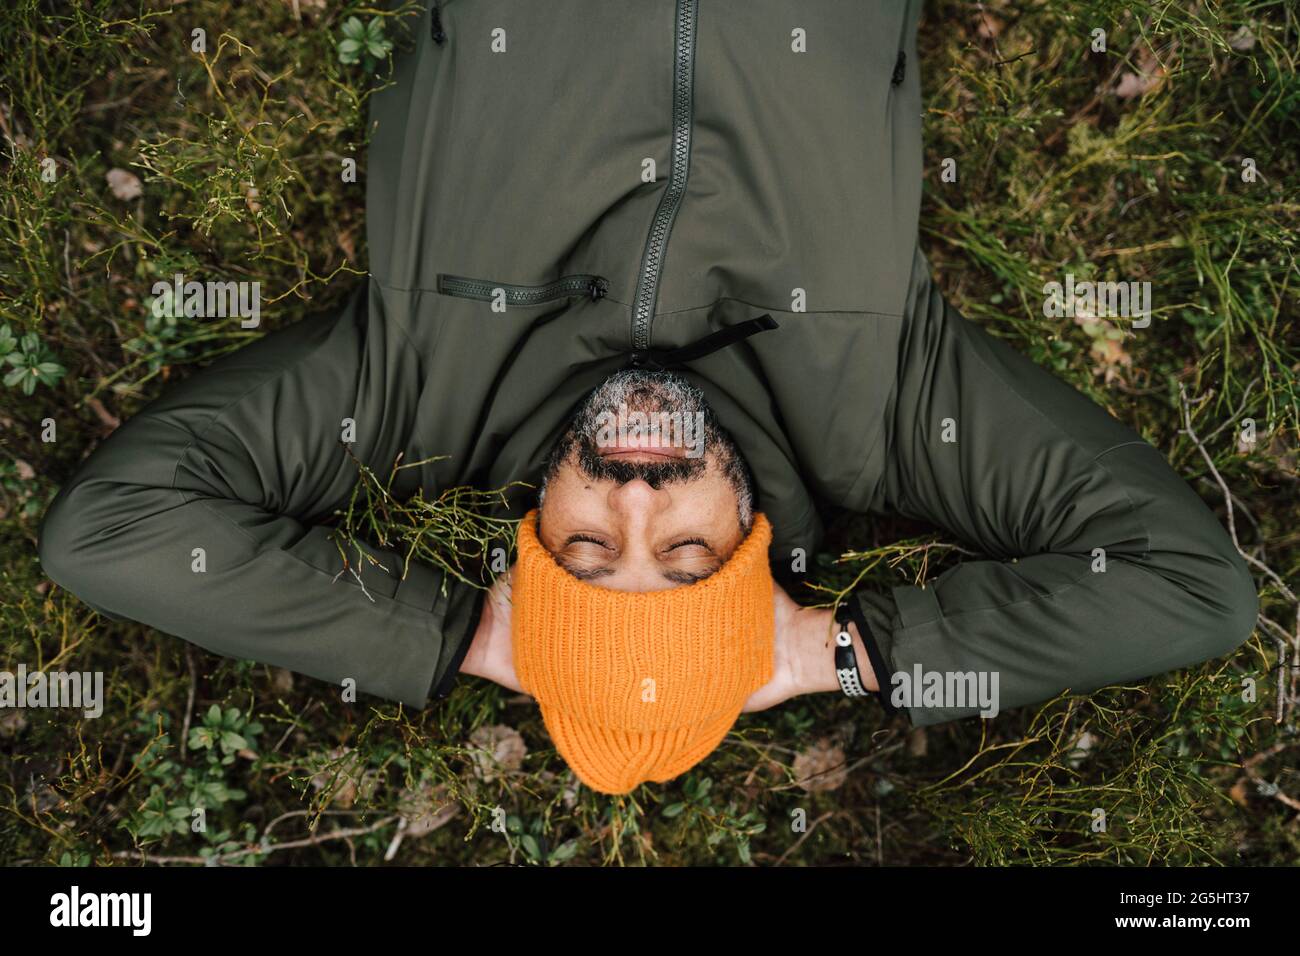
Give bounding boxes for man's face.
[537,369,754,591]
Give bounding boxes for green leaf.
[338,38,362,63]
[36,362,65,385]
[549,840,578,863]
[737,839,752,865]
[340,16,366,40]
[661,802,686,818]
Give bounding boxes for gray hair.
[539,368,754,534]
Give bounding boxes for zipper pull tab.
[588,278,609,301]
[890,49,906,86]
[430,2,446,44]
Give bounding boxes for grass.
[0,0,1297,866]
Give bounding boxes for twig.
[111,814,400,866]
[1179,385,1298,723]
[384,817,409,861]
[1239,742,1300,814]
[773,810,835,866]
[179,646,197,759]
[994,48,1037,67]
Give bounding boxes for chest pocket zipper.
[436,273,609,306]
[430,2,446,44]
[890,3,910,86]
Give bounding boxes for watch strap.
[833,602,871,698]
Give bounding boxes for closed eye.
[663,567,714,585]
[565,534,614,550]
[666,538,714,554]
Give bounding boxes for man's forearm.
[795,606,879,695]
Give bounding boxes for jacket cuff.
[428,582,487,702]
[847,591,904,719]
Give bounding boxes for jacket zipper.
[630,0,699,351]
[436,273,609,306]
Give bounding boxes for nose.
[607,477,669,517]
[605,479,675,591]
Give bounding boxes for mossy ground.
[1,1,1296,865]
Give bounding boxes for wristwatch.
[834,598,901,716]
[833,602,871,697]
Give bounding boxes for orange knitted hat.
[511,509,775,795]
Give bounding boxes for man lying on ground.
[38,1,1257,794]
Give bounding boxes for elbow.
[1189,548,1258,662]
[37,483,103,604]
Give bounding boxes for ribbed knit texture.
[512,509,775,795]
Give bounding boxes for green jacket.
[38,0,1257,726]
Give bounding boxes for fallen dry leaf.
[85,396,121,434]
[1228,25,1256,52]
[397,778,459,838]
[1074,313,1132,382]
[468,723,527,782]
[1115,45,1168,99]
[973,11,1003,40]
[1090,335,1132,382]
[1245,430,1299,480]
[308,746,379,809]
[105,168,142,201]
[792,737,849,793]
[270,666,295,694]
[336,227,357,262]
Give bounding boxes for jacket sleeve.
[851,252,1259,726]
[37,284,482,708]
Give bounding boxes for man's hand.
[458,569,524,693]
[741,584,877,713]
